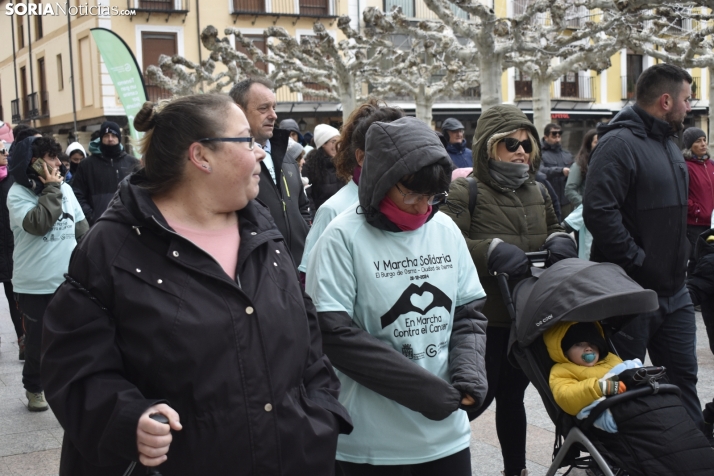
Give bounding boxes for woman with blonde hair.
[41,94,351,475]
[442,104,576,476]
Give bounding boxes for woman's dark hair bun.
[134,101,157,132]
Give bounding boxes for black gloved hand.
[541,232,578,267]
[487,239,530,280]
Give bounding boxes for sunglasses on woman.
[502,138,533,154]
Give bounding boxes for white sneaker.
[26,391,49,412]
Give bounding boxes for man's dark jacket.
[583,105,689,296]
[71,151,139,225]
[41,171,351,475]
[540,140,574,207]
[258,129,311,266]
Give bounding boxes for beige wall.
[0,0,347,129]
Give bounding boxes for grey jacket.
[318,117,489,420]
[564,161,584,208]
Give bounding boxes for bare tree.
[625,3,714,143]
[359,7,480,124]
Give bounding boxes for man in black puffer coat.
[583,64,704,433]
[71,121,139,225]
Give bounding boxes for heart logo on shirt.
[409,292,433,313]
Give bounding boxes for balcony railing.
[515,75,594,101]
[515,80,533,100]
[26,92,39,119]
[554,75,594,100]
[132,0,189,12]
[621,76,636,100]
[691,76,700,100]
[39,91,49,117]
[11,99,21,123]
[146,85,172,103]
[232,0,335,17]
[384,0,466,20]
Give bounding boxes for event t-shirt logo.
[380,282,452,329]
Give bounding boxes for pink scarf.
[352,166,362,185]
[0,166,8,181]
[379,196,432,231]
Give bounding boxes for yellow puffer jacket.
[543,321,623,416]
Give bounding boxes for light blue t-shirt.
[8,182,85,294]
[298,180,358,273]
[306,210,486,465]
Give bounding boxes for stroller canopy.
[513,259,659,347]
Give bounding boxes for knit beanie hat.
[561,322,609,359]
[683,127,706,150]
[100,121,121,141]
[279,119,300,134]
[285,138,305,163]
[314,124,340,150]
[441,118,464,131]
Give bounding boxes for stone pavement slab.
[0,293,712,475]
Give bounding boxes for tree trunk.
[480,54,503,111]
[532,75,552,139]
[340,75,357,123]
[415,86,434,126]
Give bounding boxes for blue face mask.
[582,353,597,363]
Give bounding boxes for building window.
[234,34,268,73]
[38,57,48,116]
[17,15,25,49]
[20,66,28,118]
[514,69,532,99]
[141,31,177,102]
[384,0,413,18]
[232,0,265,13]
[57,54,64,91]
[35,15,43,40]
[79,36,93,107]
[300,0,329,16]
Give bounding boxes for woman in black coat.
[0,144,23,358]
[304,124,345,211]
[41,94,351,475]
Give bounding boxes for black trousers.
[687,224,710,275]
[4,281,23,339]
[466,326,530,475]
[339,448,471,476]
[16,293,53,393]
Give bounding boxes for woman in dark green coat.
[442,105,576,476]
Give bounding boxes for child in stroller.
[545,322,628,420]
[505,258,714,476]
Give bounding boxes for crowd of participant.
[0,63,712,476]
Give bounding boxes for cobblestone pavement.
[0,296,712,475]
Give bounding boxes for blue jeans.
[610,285,703,430]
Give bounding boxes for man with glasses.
[230,78,311,267]
[584,64,707,438]
[540,123,574,218]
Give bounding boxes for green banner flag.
[90,28,147,141]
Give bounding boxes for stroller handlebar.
[525,250,550,263]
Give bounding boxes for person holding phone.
[6,135,88,412]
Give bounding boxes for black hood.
[358,117,452,231]
[8,136,41,192]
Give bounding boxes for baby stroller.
[501,256,714,476]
